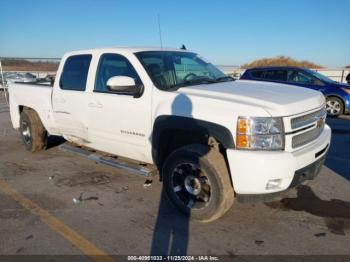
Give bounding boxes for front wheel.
[326,97,344,117]
[162,144,234,222]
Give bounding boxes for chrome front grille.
[291,107,326,129]
[292,126,324,148]
[286,106,327,150]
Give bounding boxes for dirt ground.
[0,93,349,260]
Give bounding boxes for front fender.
[152,115,235,165]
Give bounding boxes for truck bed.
[8,81,55,132]
[12,81,53,87]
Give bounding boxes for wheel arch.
[152,115,235,168]
[18,106,47,130]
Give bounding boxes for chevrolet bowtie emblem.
[316,117,325,129]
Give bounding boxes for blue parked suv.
[240,67,350,117]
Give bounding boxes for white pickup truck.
[8,47,331,222]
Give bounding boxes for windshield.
[135,51,232,90]
[306,69,334,83]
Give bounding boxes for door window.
[264,70,287,81]
[95,53,141,92]
[287,70,313,84]
[250,70,264,79]
[59,55,92,91]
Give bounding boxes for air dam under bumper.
[226,124,331,196]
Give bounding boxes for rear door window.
[59,55,92,91]
[264,70,287,81]
[250,70,264,79]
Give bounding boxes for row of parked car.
[240,66,350,117]
[0,72,55,88]
[0,72,37,84]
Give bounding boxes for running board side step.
[59,143,154,177]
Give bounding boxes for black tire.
[162,144,234,222]
[326,97,344,117]
[19,109,47,152]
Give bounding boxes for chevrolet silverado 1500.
[8,47,331,221]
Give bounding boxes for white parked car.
[5,72,37,83]
[8,47,331,221]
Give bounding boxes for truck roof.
[64,46,190,56]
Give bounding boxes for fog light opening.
[266,179,282,190]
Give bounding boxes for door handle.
[88,102,103,108]
[54,97,66,103]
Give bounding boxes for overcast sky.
[0,0,349,67]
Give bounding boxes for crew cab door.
[86,53,152,162]
[52,54,92,142]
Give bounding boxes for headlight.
[236,117,284,150]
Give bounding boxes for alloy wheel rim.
[171,162,211,210]
[326,100,341,115]
[21,120,31,145]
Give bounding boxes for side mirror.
[309,78,324,86]
[305,78,315,85]
[314,79,324,86]
[106,76,143,97]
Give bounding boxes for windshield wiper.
[183,77,217,85]
[168,76,216,91]
[215,76,235,82]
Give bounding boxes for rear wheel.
[326,97,344,117]
[20,109,47,152]
[162,144,234,222]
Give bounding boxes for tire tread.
[20,109,47,152]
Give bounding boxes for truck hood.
[178,80,325,117]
